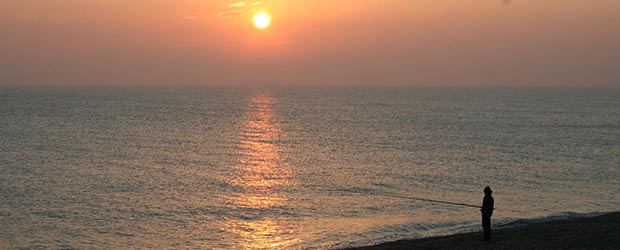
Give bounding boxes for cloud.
[220,1,261,17]
[218,10,244,17]
[228,2,247,8]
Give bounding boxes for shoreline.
[339,212,620,250]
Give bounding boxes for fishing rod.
[365,192,481,208]
[326,189,481,209]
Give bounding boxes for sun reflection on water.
[224,92,298,249]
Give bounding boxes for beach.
[343,212,620,250]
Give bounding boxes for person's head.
[484,186,492,196]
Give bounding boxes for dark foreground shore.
[342,212,620,250]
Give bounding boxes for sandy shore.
[341,212,620,250]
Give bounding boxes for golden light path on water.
[223,92,298,249]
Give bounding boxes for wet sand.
[342,212,620,250]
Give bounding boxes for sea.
[1,87,619,249]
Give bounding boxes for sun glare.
[253,13,271,29]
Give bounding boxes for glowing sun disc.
[253,13,271,29]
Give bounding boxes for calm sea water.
[1,87,619,249]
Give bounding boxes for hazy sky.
[1,0,619,86]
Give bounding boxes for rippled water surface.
[1,87,619,249]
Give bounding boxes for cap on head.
[484,186,492,195]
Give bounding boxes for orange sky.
[1,0,619,86]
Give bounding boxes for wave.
[496,211,609,229]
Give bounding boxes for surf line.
[327,189,481,208]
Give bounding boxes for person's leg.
[482,216,491,240]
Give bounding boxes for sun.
[253,13,271,29]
